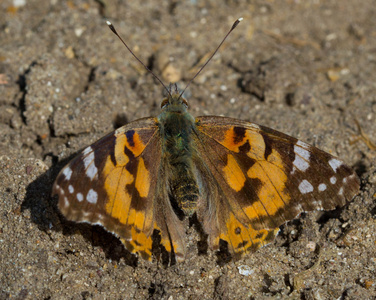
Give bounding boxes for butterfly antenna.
[178,17,243,100]
[106,20,172,98]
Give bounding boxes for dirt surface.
[1,0,376,299]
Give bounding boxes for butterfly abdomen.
[159,110,200,216]
[170,163,199,216]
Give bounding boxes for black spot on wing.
[239,140,251,153]
[125,178,148,212]
[236,240,249,250]
[124,158,148,212]
[233,127,246,144]
[126,130,136,147]
[260,133,273,160]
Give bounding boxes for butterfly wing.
[53,117,186,261]
[193,116,359,257]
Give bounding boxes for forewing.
[53,117,185,261]
[194,116,359,257]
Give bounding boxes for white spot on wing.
[77,193,84,202]
[56,185,65,195]
[318,183,327,192]
[68,185,74,194]
[87,189,98,204]
[329,158,342,173]
[83,146,92,156]
[293,144,310,172]
[338,187,344,196]
[299,180,313,194]
[330,176,337,184]
[312,200,323,209]
[86,162,98,180]
[62,167,72,180]
[291,166,296,175]
[83,146,98,180]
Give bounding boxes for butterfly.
[52,19,360,263]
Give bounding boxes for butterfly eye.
[161,98,169,108]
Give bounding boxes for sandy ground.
[1,0,376,299]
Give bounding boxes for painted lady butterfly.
[53,19,359,263]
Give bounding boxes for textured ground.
[1,0,376,299]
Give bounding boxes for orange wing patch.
[203,125,292,224]
[116,128,149,157]
[246,148,290,219]
[219,214,279,255]
[103,129,150,224]
[135,157,150,198]
[219,138,288,255]
[223,154,246,192]
[219,126,266,160]
[104,159,133,224]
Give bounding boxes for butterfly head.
[160,92,189,113]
